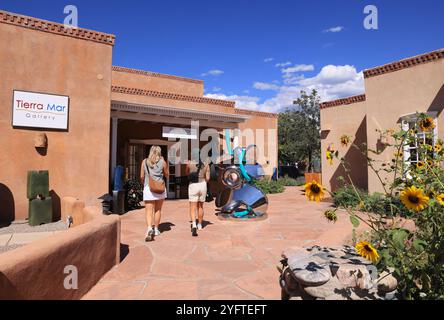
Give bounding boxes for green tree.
[278,90,321,172]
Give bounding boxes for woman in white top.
[140,145,169,241]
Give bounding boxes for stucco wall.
[365,59,444,193]
[0,23,113,221]
[320,101,368,192]
[112,68,204,96]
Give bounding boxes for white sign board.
[162,126,197,139]
[12,90,69,130]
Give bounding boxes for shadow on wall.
[49,190,61,222]
[0,183,15,225]
[330,116,368,192]
[428,84,444,115]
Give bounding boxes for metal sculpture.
[209,129,268,219]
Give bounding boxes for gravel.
[0,220,68,235]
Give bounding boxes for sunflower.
[394,150,403,158]
[427,159,434,168]
[355,241,379,263]
[400,186,429,212]
[419,117,435,132]
[304,180,325,202]
[434,144,442,153]
[416,161,426,170]
[436,194,444,206]
[340,135,351,147]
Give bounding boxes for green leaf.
[392,229,409,250]
[412,239,427,252]
[349,215,360,228]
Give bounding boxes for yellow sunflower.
[355,241,379,263]
[416,161,426,170]
[304,180,325,202]
[434,144,442,153]
[394,150,403,158]
[427,159,434,168]
[436,194,444,206]
[400,186,429,212]
[340,135,351,147]
[419,117,435,132]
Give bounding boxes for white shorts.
[143,185,167,201]
[188,181,207,203]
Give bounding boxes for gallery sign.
[12,90,69,130]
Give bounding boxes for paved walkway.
[83,186,356,300]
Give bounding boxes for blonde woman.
[140,145,169,241]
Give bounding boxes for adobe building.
[320,48,444,193]
[0,10,278,222]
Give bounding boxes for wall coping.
[234,108,279,119]
[0,10,115,46]
[319,94,366,110]
[363,48,444,79]
[112,66,203,84]
[111,85,236,108]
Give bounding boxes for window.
[401,113,438,179]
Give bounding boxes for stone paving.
[83,186,358,300]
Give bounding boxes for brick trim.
[112,66,203,84]
[363,48,444,78]
[111,86,235,108]
[234,108,278,119]
[0,10,115,46]
[319,94,366,109]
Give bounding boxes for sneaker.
[191,227,198,237]
[145,228,154,242]
[197,223,203,230]
[154,229,161,236]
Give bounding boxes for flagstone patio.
[83,186,357,300]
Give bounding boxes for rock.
[335,264,373,290]
[292,262,331,287]
[376,270,398,293]
[303,276,343,299]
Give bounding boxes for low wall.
[0,215,120,300]
[61,196,104,227]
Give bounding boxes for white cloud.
[253,82,280,91]
[264,58,274,62]
[212,87,222,92]
[275,61,292,67]
[281,64,315,75]
[206,64,364,113]
[201,69,224,77]
[323,26,344,33]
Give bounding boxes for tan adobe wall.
[237,112,279,176]
[112,66,204,97]
[0,21,113,221]
[365,56,444,193]
[0,215,120,299]
[320,99,368,192]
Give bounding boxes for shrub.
[278,175,304,186]
[254,179,285,194]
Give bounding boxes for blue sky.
[2,0,443,113]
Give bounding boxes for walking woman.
[185,149,210,237]
[140,145,169,241]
